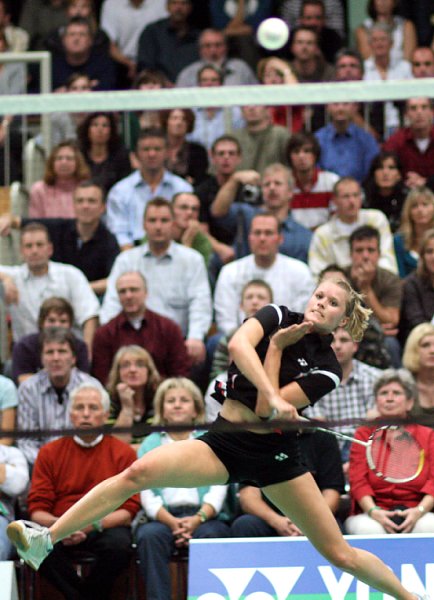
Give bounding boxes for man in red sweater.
[27,382,140,600]
[383,97,434,188]
[91,270,190,385]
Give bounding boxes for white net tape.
[0,78,433,116]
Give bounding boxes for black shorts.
[198,415,308,488]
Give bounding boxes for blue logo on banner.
[188,535,434,599]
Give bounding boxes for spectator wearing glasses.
[176,28,257,88]
[51,16,117,91]
[171,193,212,266]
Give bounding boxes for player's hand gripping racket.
[298,418,425,484]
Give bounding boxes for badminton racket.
[298,418,425,484]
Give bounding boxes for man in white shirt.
[101,198,212,368]
[214,213,315,335]
[363,23,412,136]
[0,223,100,354]
[100,0,168,80]
[308,177,398,279]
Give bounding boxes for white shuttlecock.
[256,18,290,51]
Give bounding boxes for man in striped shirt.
[17,327,101,465]
[287,131,339,230]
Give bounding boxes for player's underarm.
[280,381,310,409]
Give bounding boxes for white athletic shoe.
[413,594,431,600]
[7,520,53,570]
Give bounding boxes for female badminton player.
[7,277,427,600]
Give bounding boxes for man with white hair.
[362,23,412,137]
[25,382,140,599]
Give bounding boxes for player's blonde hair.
[321,276,372,342]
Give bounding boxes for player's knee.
[120,458,153,492]
[324,544,358,573]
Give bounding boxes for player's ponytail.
[334,278,372,342]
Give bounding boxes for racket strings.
[368,428,424,481]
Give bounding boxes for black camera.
[241,184,262,206]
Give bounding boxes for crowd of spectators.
[0,0,433,597]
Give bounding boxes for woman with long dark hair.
[363,151,407,233]
[77,112,131,193]
[160,108,209,185]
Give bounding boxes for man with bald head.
[92,271,190,385]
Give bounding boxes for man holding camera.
[210,162,312,263]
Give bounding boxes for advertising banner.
[188,535,434,600]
